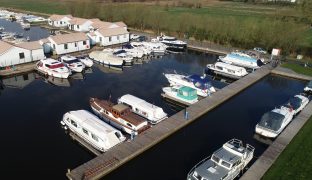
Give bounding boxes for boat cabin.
[176,86,197,101]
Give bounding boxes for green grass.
[281,63,312,77]
[263,116,312,179]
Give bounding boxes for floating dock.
[66,64,274,180]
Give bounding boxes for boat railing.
[187,155,211,177]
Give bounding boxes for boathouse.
[91,27,129,47]
[0,40,44,67]
[67,18,99,32]
[48,14,73,28]
[48,32,90,55]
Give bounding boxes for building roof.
[91,21,114,29]
[49,32,88,45]
[49,14,72,21]
[69,17,90,25]
[15,41,42,50]
[0,40,14,55]
[114,21,127,27]
[98,27,129,37]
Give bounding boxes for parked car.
[253,47,267,54]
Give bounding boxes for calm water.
[103,75,306,180]
[0,51,219,179]
[0,19,50,40]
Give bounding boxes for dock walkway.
[241,101,312,180]
[66,64,273,180]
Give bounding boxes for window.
[71,120,77,128]
[82,128,89,135]
[99,37,102,42]
[77,25,80,29]
[53,44,56,49]
[117,36,119,40]
[115,132,121,139]
[126,123,132,128]
[221,161,231,169]
[60,21,62,25]
[91,133,98,142]
[212,155,220,163]
[19,52,25,59]
[64,44,68,49]
[83,41,86,45]
[109,37,112,42]
[74,42,77,47]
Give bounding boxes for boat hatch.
[207,167,216,173]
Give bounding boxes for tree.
[301,0,312,23]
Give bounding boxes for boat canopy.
[178,86,197,100]
[285,97,302,111]
[258,111,285,131]
[186,74,212,89]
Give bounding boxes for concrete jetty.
[66,64,273,180]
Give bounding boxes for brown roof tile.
[98,27,129,37]
[49,32,88,45]
[15,41,42,50]
[49,14,72,21]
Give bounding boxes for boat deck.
[66,64,273,180]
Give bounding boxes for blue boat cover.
[186,74,212,89]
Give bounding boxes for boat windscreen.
[64,59,80,64]
[48,63,64,69]
[257,59,264,67]
[258,111,285,131]
[288,97,302,110]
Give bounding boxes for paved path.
[66,64,273,180]
[241,101,312,180]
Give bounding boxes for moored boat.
[219,52,264,69]
[35,58,71,79]
[157,35,187,52]
[187,139,255,180]
[255,106,294,138]
[206,62,248,80]
[304,80,312,93]
[61,110,126,152]
[60,55,85,73]
[162,86,198,105]
[89,51,124,69]
[164,73,216,97]
[77,55,93,68]
[90,98,150,135]
[118,94,168,124]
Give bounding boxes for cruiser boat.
[77,55,93,68]
[118,94,168,124]
[206,62,248,80]
[121,44,144,58]
[219,52,264,69]
[59,55,85,73]
[35,58,71,79]
[143,39,167,55]
[157,35,187,52]
[187,139,255,180]
[255,106,294,138]
[164,73,216,97]
[20,22,30,30]
[304,80,312,93]
[130,42,152,55]
[162,86,198,105]
[284,94,309,115]
[61,110,126,152]
[113,49,133,65]
[90,98,150,135]
[89,51,124,68]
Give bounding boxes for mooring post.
[184,108,189,120]
[131,130,135,140]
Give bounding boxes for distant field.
[1,0,311,56]
[263,116,312,179]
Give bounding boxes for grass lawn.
[263,116,312,179]
[281,63,312,77]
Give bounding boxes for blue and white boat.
[164,73,216,97]
[219,52,264,69]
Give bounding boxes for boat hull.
[205,68,244,80]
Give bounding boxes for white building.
[48,32,90,55]
[67,17,94,32]
[114,21,127,30]
[90,27,129,46]
[0,40,45,67]
[48,14,72,28]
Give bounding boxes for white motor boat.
[162,85,199,105]
[121,44,144,58]
[113,49,134,65]
[219,52,264,69]
[59,55,85,73]
[304,80,312,93]
[77,56,93,68]
[284,94,309,115]
[206,62,248,79]
[35,58,71,79]
[187,139,255,180]
[164,73,216,97]
[143,39,167,55]
[157,35,187,52]
[61,110,126,152]
[89,51,124,68]
[130,42,152,55]
[255,106,295,138]
[118,94,168,124]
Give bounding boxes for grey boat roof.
[258,111,285,131]
[194,146,241,179]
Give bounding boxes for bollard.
[131,130,135,140]
[184,109,189,120]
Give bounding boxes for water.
[0,51,219,179]
[0,18,50,40]
[103,75,306,180]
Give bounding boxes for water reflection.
[1,73,36,89]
